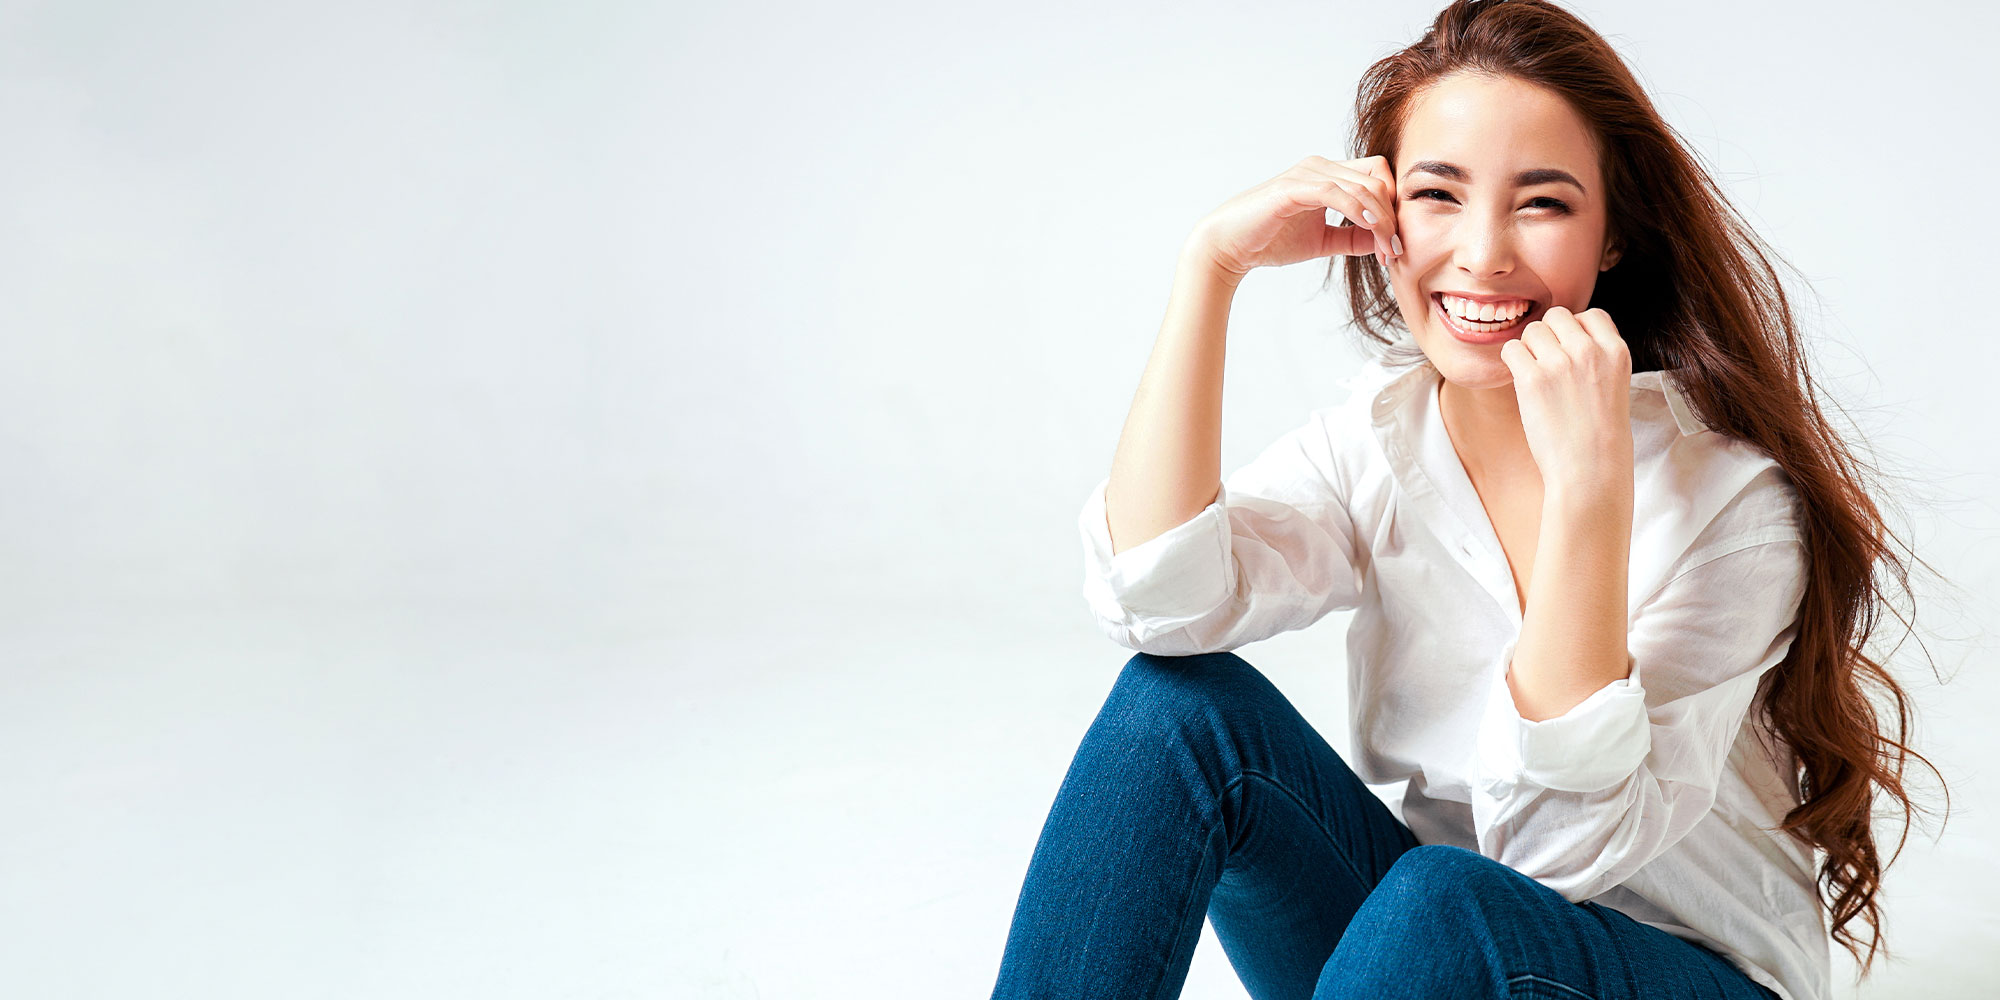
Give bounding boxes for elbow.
[1091,592,1249,657]
[1096,616,1211,657]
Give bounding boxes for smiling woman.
[1325,19,1946,994]
[1376,73,1623,398]
[988,3,1946,1000]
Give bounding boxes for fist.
[1497,305,1634,491]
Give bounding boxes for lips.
[1431,293,1536,344]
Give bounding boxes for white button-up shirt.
[1078,353,1826,1000]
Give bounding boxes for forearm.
[1104,242,1240,556]
[1507,482,1635,721]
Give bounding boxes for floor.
[2,597,1989,998]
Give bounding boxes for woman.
[986,2,1942,999]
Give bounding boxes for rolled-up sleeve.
[1469,537,1810,903]
[1476,638,1651,794]
[1078,407,1366,656]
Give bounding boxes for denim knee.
[1100,650,1267,733]
[1380,843,1517,896]
[1320,848,1536,988]
[1074,651,1269,765]
[1317,846,1519,996]
[1371,844,1538,929]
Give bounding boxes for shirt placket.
[1368,366,1526,633]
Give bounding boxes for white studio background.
[2,2,1993,998]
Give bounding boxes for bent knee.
[1108,650,1267,719]
[1321,847,1522,994]
[1376,848,1528,904]
[1383,844,1515,891]
[1362,845,1551,936]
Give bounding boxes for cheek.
[1411,227,1593,278]
[1396,213,1447,245]
[1540,231,1607,293]
[1389,216,1598,300]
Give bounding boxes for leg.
[989,650,1421,1000]
[1314,844,1782,999]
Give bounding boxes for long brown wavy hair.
[1322,0,1952,977]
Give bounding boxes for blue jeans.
[988,651,1783,1000]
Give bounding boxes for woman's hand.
[1498,305,1635,493]
[1188,155,1403,283]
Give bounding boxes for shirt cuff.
[1475,635,1652,795]
[1078,476,1235,628]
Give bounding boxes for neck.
[1437,375,1538,483]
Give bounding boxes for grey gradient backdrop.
[2,2,1994,998]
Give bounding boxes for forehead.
[1398,72,1599,184]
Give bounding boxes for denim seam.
[1228,767,1375,895]
[1505,972,1601,1000]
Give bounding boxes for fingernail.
[1362,209,1378,225]
[1391,234,1403,256]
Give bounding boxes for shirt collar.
[1365,356,1710,438]
[1359,354,1710,628]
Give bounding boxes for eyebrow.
[1402,160,1587,195]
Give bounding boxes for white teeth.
[1440,292,1528,320]
[1440,292,1528,332]
[1441,294,1530,323]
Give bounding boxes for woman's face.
[1386,71,1621,391]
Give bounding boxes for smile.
[1432,292,1538,344]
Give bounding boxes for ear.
[1600,239,1623,271]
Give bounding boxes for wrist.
[1543,479,1633,517]
[1178,236,1246,291]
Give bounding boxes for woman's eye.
[1405,189,1572,214]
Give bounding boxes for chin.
[1438,362,1516,391]
[1415,335,1516,389]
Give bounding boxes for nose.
[1448,212,1518,280]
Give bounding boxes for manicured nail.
[1391,234,1403,256]
[1362,209,1378,224]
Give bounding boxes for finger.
[1537,305,1588,362]
[1519,319,1562,362]
[1299,156,1397,233]
[1499,336,1534,377]
[1295,179,1391,261]
[1355,155,1401,258]
[1315,222,1378,261]
[1300,156,1397,259]
[1573,307,1630,358]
